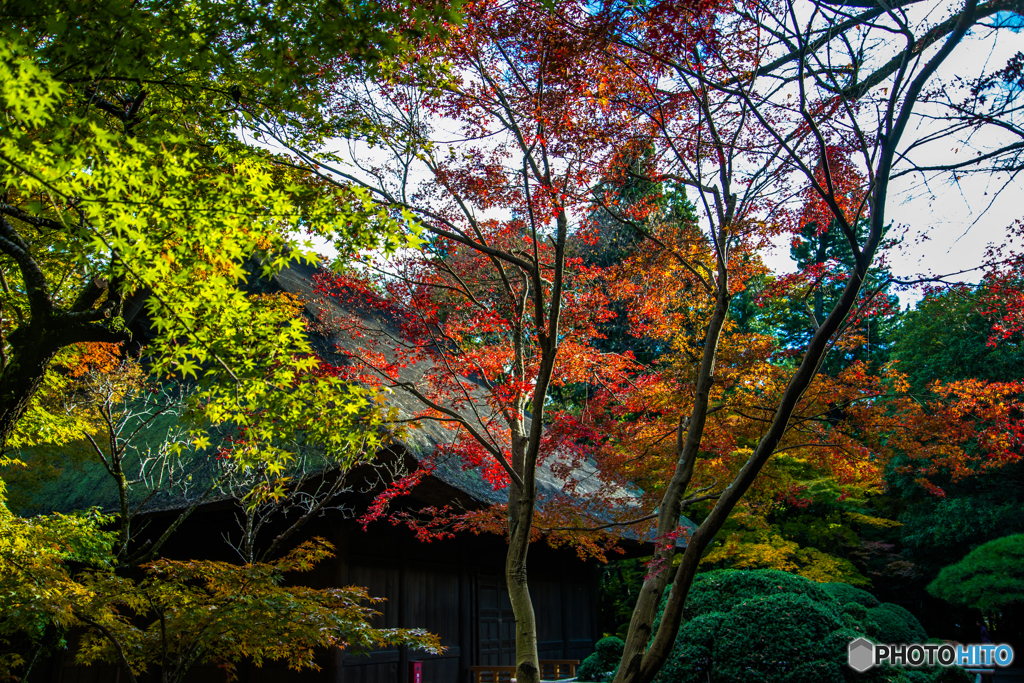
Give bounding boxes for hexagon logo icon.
[848,638,875,672]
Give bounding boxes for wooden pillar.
[398,545,409,683]
[560,561,571,659]
[459,544,474,683]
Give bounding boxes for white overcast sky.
[762,12,1024,306]
[276,5,1022,310]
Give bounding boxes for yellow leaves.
[3,345,142,452]
[844,511,902,529]
[703,531,802,573]
[882,361,910,393]
[701,528,869,586]
[0,35,419,477]
[0,492,116,654]
[2,512,441,680]
[67,538,443,677]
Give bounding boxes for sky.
[278,3,1023,311]
[760,166,1024,308]
[762,11,1023,307]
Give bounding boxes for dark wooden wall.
[44,504,599,683]
[329,517,599,683]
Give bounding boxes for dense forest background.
[591,208,1024,652]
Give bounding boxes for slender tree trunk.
[507,441,540,683]
[615,266,732,683]
[612,1,980,676]
[114,459,132,561]
[616,234,885,683]
[507,340,560,683]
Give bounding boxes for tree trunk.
[614,269,732,683]
[0,324,62,449]
[612,0,980,675]
[616,239,885,683]
[506,337,560,683]
[507,469,540,683]
[0,316,128,450]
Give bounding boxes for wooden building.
[34,260,666,683]
[44,487,606,683]
[132,467,605,683]
[42,443,619,683]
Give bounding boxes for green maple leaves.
[0,33,415,475]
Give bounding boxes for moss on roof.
[10,261,675,544]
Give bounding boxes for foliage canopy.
[927,534,1024,612]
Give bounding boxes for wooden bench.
[539,660,578,679]
[469,666,515,683]
[470,659,579,682]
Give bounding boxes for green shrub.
[864,603,927,643]
[842,602,869,621]
[657,592,849,683]
[927,534,1024,611]
[595,636,625,658]
[654,612,725,683]
[821,582,880,608]
[683,569,839,619]
[652,570,942,683]
[713,593,846,683]
[578,636,624,682]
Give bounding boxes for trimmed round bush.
[864,603,927,643]
[656,590,850,683]
[595,636,625,658]
[927,534,1024,611]
[652,570,952,683]
[713,593,846,683]
[655,612,725,683]
[683,569,839,619]
[821,581,881,608]
[578,636,624,682]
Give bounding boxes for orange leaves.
[899,379,1024,487]
[63,342,124,379]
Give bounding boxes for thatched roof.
[274,259,635,512]
[275,260,693,543]
[15,259,691,545]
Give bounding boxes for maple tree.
[0,292,434,677]
[583,226,908,583]
[0,0,458,461]
[564,0,1024,678]
[4,0,1015,681]
[890,283,1024,574]
[262,0,1024,680]
[263,2,669,680]
[0,504,441,683]
[0,1,463,679]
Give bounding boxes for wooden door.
[477,575,515,665]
